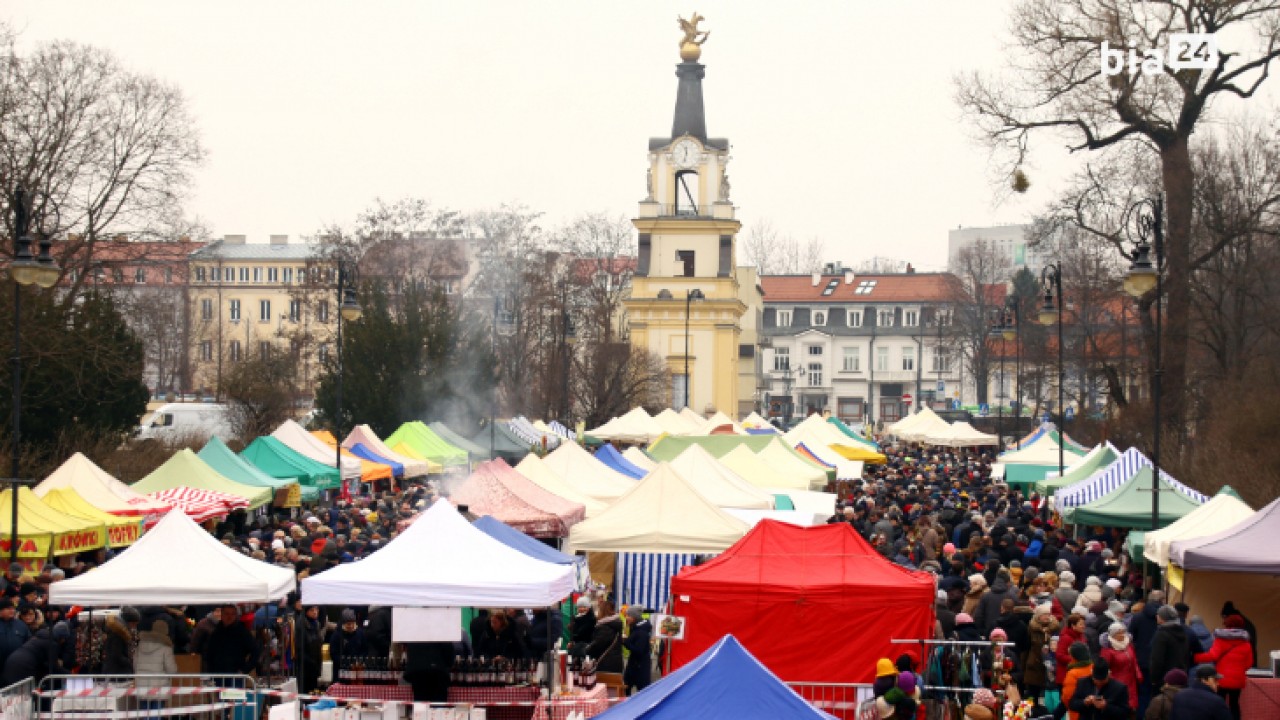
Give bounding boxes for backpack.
[1023,539,1043,562]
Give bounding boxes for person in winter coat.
[1144,669,1187,720]
[203,605,256,675]
[135,617,178,689]
[1169,664,1232,720]
[1055,643,1093,720]
[955,613,983,642]
[1054,572,1080,617]
[328,609,368,672]
[1186,615,1213,655]
[963,575,988,617]
[365,606,393,659]
[1068,658,1131,720]
[291,603,322,694]
[528,607,564,660]
[622,607,651,694]
[102,607,140,674]
[0,599,30,672]
[1219,602,1257,669]
[1022,604,1058,702]
[1,622,69,686]
[1193,614,1252,720]
[994,599,1030,659]
[582,601,624,673]
[1078,577,1104,610]
[1099,624,1142,711]
[569,597,597,646]
[1149,606,1195,696]
[974,571,1017,637]
[1130,592,1163,681]
[1056,614,1088,686]
[475,611,527,661]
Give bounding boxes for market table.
[447,685,539,720]
[1242,677,1280,720]
[532,684,610,720]
[324,683,414,704]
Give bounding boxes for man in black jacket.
[1,622,70,686]
[1149,605,1195,695]
[622,607,652,695]
[1169,664,1232,720]
[1068,659,1131,720]
[202,605,256,676]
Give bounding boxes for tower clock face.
[672,138,701,169]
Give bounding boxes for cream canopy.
[1143,489,1254,567]
[922,421,999,447]
[622,447,658,472]
[540,440,637,502]
[668,444,775,509]
[513,455,608,518]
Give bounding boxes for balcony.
[637,202,735,220]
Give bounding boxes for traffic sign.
[1065,407,1075,421]
[979,403,990,417]
[1042,411,1051,423]
[936,381,945,392]
[902,393,913,402]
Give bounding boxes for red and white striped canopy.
[147,487,248,524]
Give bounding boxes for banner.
[1167,562,1184,591]
[106,521,142,547]
[0,535,52,559]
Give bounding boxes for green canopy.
[1126,530,1146,562]
[241,436,340,491]
[1061,466,1203,529]
[428,421,491,459]
[826,417,880,450]
[199,437,317,503]
[772,494,795,511]
[471,423,531,462]
[647,435,834,483]
[386,421,468,467]
[132,449,273,510]
[1034,444,1118,495]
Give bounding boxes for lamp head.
[1002,327,1016,342]
[1124,244,1158,298]
[339,287,362,322]
[1038,293,1058,327]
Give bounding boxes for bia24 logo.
[1100,34,1218,76]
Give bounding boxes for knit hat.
[967,574,986,588]
[340,608,357,623]
[956,613,974,624]
[1221,601,1240,617]
[876,658,897,677]
[119,606,141,624]
[972,688,998,709]
[1106,578,1121,590]
[897,672,917,695]
[943,543,956,554]
[52,621,71,641]
[1055,559,1071,573]
[1086,576,1101,587]
[1034,603,1052,617]
[1059,571,1075,586]
[1108,623,1127,636]
[989,628,1007,641]
[1069,642,1090,662]
[1163,669,1188,687]
[1157,605,1180,622]
[1225,614,1245,629]
[883,687,906,705]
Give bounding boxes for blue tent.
[348,442,405,478]
[595,634,836,720]
[594,444,646,479]
[471,516,579,567]
[745,427,778,435]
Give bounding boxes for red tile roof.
[760,273,964,303]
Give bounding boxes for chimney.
[811,271,821,287]
[223,234,247,245]
[270,234,289,245]
[906,263,915,274]
[844,269,855,285]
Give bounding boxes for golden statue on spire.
[678,12,710,62]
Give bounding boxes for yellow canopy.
[311,430,394,483]
[38,487,143,547]
[0,486,106,558]
[829,443,888,464]
[391,442,444,475]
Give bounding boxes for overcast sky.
[2,1,1150,270]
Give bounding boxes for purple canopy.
[1169,496,1280,572]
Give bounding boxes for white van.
[138,403,234,443]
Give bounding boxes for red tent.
[669,520,935,683]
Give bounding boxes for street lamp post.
[989,310,1009,447]
[1038,264,1065,477]
[333,260,362,498]
[1003,296,1022,448]
[7,188,60,564]
[1122,197,1165,532]
[683,288,704,409]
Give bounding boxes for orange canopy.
[311,430,394,485]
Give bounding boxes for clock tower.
[625,16,747,415]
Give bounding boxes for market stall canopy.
[134,449,272,509]
[241,436,341,491]
[450,459,585,537]
[428,421,492,460]
[50,509,296,606]
[310,430,394,484]
[34,452,170,517]
[594,444,647,479]
[146,487,241,523]
[653,408,701,436]
[739,411,776,431]
[37,488,143,548]
[508,416,563,450]
[1143,487,1252,567]
[678,407,706,429]
[347,443,404,479]
[793,443,862,483]
[764,489,837,520]
[722,508,823,527]
[472,515,588,588]
[887,406,948,440]
[389,443,444,475]
[301,498,574,607]
[199,437,311,505]
[587,407,665,444]
[386,421,469,468]
[994,432,1088,487]
[1011,422,1089,454]
[622,447,658,473]
[669,444,775,510]
[343,424,432,478]
[513,454,608,518]
[1035,442,1119,496]
[1061,466,1204,528]
[827,416,879,450]
[594,634,836,720]
[719,444,811,492]
[647,435,774,462]
[922,421,999,447]
[699,410,745,435]
[541,440,637,502]
[272,420,362,479]
[567,463,749,554]
[471,422,532,462]
[0,487,106,558]
[785,416,881,473]
[756,439,829,491]
[1170,496,1280,572]
[1054,447,1207,509]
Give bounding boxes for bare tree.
[740,219,825,274]
[948,242,1012,405]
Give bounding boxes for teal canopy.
[199,436,317,503]
[241,436,340,491]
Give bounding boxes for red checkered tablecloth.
[1242,677,1280,720]
[532,684,610,720]
[324,683,415,704]
[447,685,539,720]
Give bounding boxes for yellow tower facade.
[625,17,746,415]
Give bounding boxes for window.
[813,311,826,326]
[821,279,839,296]
[848,310,862,328]
[211,266,221,282]
[289,299,301,322]
[318,344,330,363]
[239,267,249,282]
[199,341,212,361]
[904,310,918,327]
[842,346,861,372]
[838,397,865,422]
[229,340,242,362]
[134,268,147,283]
[774,347,790,371]
[195,267,206,282]
[259,299,271,322]
[878,310,894,327]
[229,299,241,322]
[676,250,695,277]
[854,280,877,295]
[902,346,916,371]
[282,267,293,284]
[876,346,890,371]
[112,268,124,283]
[317,300,330,323]
[671,375,689,409]
[259,341,272,359]
[253,267,262,283]
[264,267,276,283]
[200,298,213,320]
[807,345,823,356]
[807,362,823,387]
[932,348,952,373]
[443,279,457,295]
[777,310,792,327]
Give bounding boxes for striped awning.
[1054,447,1208,508]
[616,552,698,613]
[147,487,248,523]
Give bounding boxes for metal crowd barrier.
[785,681,874,720]
[35,674,257,720]
[1,677,34,720]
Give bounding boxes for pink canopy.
[147,487,246,524]
[449,459,585,538]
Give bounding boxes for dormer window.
[777,310,792,327]
[848,310,863,328]
[813,311,826,326]
[878,310,894,327]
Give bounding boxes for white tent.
[34,452,171,517]
[567,463,749,554]
[922,421,999,447]
[739,411,777,431]
[303,498,575,607]
[273,419,362,479]
[1143,491,1255,567]
[679,407,706,428]
[541,440,637,502]
[699,410,746,435]
[997,432,1077,464]
[654,408,702,436]
[622,447,658,472]
[668,444,775,510]
[887,406,948,439]
[343,424,431,478]
[586,407,664,444]
[719,444,811,491]
[49,510,295,606]
[757,439,828,490]
[513,454,608,517]
[784,415,865,481]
